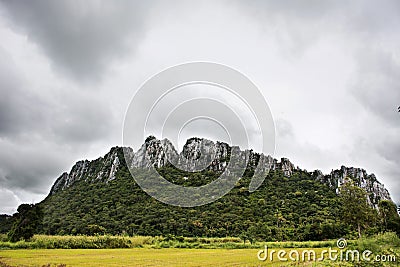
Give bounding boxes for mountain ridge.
[49,136,391,207]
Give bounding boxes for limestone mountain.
[30,136,394,240]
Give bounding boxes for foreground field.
[0,233,398,266]
[0,248,323,267]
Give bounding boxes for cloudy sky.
[0,0,399,214]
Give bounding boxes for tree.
[246,225,257,244]
[378,200,400,236]
[239,231,248,244]
[8,204,43,242]
[339,178,376,238]
[85,224,106,235]
[0,215,13,233]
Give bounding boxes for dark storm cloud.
[48,91,117,144]
[0,0,155,82]
[0,69,116,202]
[0,77,116,197]
[0,45,116,144]
[0,47,49,136]
[0,142,67,194]
[0,0,154,213]
[0,27,118,206]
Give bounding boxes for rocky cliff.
[315,166,391,207]
[49,136,392,207]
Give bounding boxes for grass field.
[0,248,325,267]
[0,232,399,266]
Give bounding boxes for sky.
[0,0,399,214]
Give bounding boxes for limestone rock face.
[180,138,230,172]
[316,166,392,207]
[49,147,123,195]
[48,136,393,207]
[49,172,69,194]
[276,158,295,177]
[130,136,177,169]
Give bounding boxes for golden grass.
[0,248,324,267]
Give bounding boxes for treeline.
[1,166,400,242]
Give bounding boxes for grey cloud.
[344,1,400,37]
[0,15,120,214]
[244,0,337,20]
[375,136,400,167]
[276,119,293,138]
[240,0,400,202]
[0,0,155,82]
[234,0,342,55]
[351,48,400,125]
[0,140,69,194]
[238,1,400,55]
[347,33,400,203]
[0,47,49,136]
[0,89,116,202]
[0,45,116,144]
[0,188,20,214]
[49,93,117,144]
[241,0,400,32]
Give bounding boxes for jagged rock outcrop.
[49,147,123,195]
[316,166,392,207]
[48,136,393,207]
[276,158,295,177]
[130,136,177,169]
[129,136,231,172]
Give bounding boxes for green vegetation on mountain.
[36,168,399,241]
[39,167,344,240]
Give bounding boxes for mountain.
[20,136,395,240]
[49,136,391,207]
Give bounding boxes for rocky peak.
[276,158,295,177]
[179,137,227,172]
[316,165,391,208]
[182,137,209,160]
[131,137,177,168]
[49,146,124,195]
